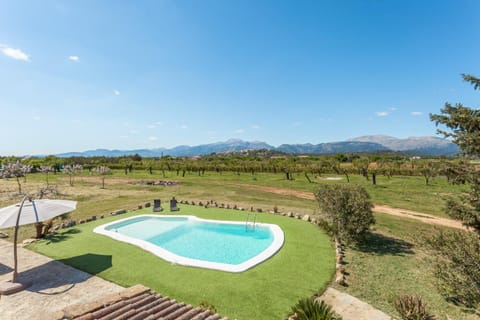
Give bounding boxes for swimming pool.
[94,215,284,272]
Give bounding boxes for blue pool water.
[105,216,275,265]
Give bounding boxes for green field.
[1,170,477,319]
[29,206,335,320]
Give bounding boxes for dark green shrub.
[315,183,374,244]
[288,297,341,320]
[394,294,436,320]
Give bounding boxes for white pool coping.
[93,214,285,273]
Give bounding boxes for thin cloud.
[147,124,156,129]
[148,136,158,141]
[180,124,188,129]
[114,90,120,96]
[129,130,138,134]
[251,124,260,129]
[233,129,244,134]
[33,116,41,121]
[375,111,389,117]
[69,55,79,62]
[411,111,423,116]
[155,121,164,126]
[292,121,302,127]
[0,45,30,62]
[119,135,129,138]
[390,107,397,111]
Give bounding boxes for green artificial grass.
[29,205,335,320]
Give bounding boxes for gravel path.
[236,183,467,230]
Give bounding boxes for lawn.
[29,205,336,320]
[336,212,480,320]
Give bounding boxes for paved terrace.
[0,239,124,320]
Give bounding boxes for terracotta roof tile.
[57,285,229,320]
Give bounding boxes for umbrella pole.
[12,196,27,283]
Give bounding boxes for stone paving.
[320,287,392,320]
[0,240,124,320]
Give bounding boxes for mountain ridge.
[54,135,458,158]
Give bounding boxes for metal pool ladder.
[245,212,257,231]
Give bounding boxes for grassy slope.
[29,205,335,320]
[338,213,479,320]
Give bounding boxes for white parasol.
[0,196,77,295]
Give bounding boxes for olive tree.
[315,184,375,244]
[39,165,53,186]
[92,166,111,189]
[0,161,31,194]
[63,164,83,186]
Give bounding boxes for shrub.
[315,184,374,244]
[426,231,480,308]
[288,297,341,320]
[394,294,436,320]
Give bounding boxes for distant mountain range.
[55,136,459,158]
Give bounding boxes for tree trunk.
[304,172,312,183]
[35,223,44,239]
[372,172,377,185]
[16,177,22,194]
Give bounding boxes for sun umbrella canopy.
[0,199,77,229]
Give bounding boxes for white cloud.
[69,55,79,62]
[148,136,158,141]
[180,124,188,129]
[0,45,30,62]
[233,129,244,134]
[114,90,120,96]
[375,111,389,117]
[411,111,423,116]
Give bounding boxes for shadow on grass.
[14,254,111,295]
[58,253,113,275]
[44,228,81,244]
[354,232,414,256]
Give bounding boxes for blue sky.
[1,0,479,155]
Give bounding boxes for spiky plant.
[289,297,341,320]
[394,294,436,320]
